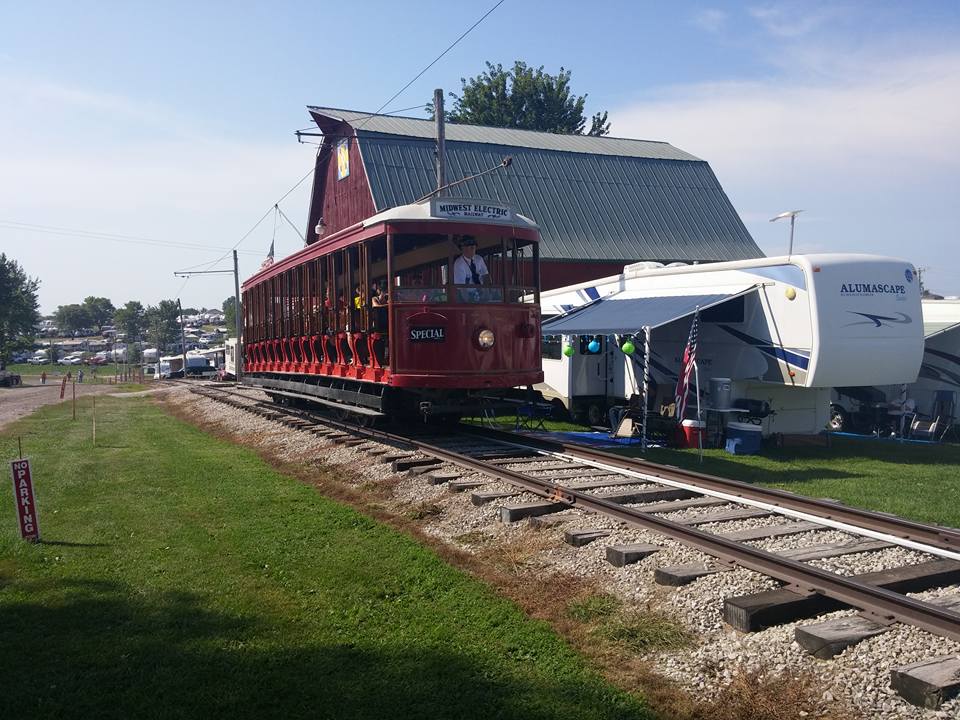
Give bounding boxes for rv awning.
[541,286,757,335]
[923,320,960,340]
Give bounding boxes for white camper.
[223,337,239,380]
[539,254,924,435]
[831,298,960,435]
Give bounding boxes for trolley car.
[240,197,543,419]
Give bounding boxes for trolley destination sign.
[10,458,40,542]
[432,199,513,221]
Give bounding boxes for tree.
[83,296,116,332]
[0,254,41,362]
[145,300,180,352]
[222,296,237,337]
[55,303,93,336]
[114,301,146,343]
[429,61,610,136]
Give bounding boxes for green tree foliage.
[0,254,41,362]
[114,301,146,343]
[82,296,116,332]
[429,61,610,136]
[145,300,180,352]
[55,303,93,336]
[222,296,237,337]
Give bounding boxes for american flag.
[260,239,275,270]
[674,310,700,420]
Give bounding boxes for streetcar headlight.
[477,329,496,349]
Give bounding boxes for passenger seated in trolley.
[453,235,489,302]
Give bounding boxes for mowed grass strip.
[631,439,960,529]
[0,397,651,720]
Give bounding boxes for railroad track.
[187,383,960,710]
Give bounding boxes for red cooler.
[680,419,705,448]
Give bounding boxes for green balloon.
[563,344,575,357]
[621,341,635,354]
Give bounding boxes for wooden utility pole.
[434,88,446,192]
[177,298,187,378]
[233,250,243,383]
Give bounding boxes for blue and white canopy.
[542,285,757,335]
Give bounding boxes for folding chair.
[515,403,550,432]
[910,415,940,441]
[933,390,956,442]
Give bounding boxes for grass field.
[467,413,960,528]
[0,396,651,720]
[625,439,960,529]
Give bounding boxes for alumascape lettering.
[840,282,907,294]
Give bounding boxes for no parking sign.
[10,459,40,542]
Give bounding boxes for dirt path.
[0,381,144,431]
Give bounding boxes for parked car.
[59,355,83,366]
[0,370,22,387]
[27,355,50,365]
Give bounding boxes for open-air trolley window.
[388,231,538,304]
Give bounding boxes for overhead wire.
[183,0,506,297]
[352,0,507,132]
[0,220,262,255]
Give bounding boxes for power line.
[0,220,263,255]
[353,0,507,132]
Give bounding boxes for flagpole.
[642,326,650,451]
[694,359,703,463]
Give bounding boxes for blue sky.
[2,1,958,312]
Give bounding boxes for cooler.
[725,421,763,454]
[709,377,732,409]
[680,419,705,448]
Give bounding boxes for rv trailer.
[539,254,924,436]
[831,298,960,435]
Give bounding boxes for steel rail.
[408,437,960,644]
[463,425,960,554]
[189,387,960,642]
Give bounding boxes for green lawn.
[0,396,650,720]
[623,440,960,529]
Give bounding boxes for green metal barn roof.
[308,107,763,263]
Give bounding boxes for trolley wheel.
[828,404,847,432]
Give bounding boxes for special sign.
[409,326,446,342]
[10,459,40,542]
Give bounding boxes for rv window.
[542,336,562,360]
[701,296,745,324]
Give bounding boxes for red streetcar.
[240,197,543,420]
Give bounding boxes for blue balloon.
[587,339,600,353]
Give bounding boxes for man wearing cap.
[453,236,489,286]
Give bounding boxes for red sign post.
[10,459,40,542]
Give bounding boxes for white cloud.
[612,50,960,182]
[748,3,839,38]
[692,8,727,34]
[0,70,316,312]
[611,45,960,284]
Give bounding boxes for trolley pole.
[233,250,243,383]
